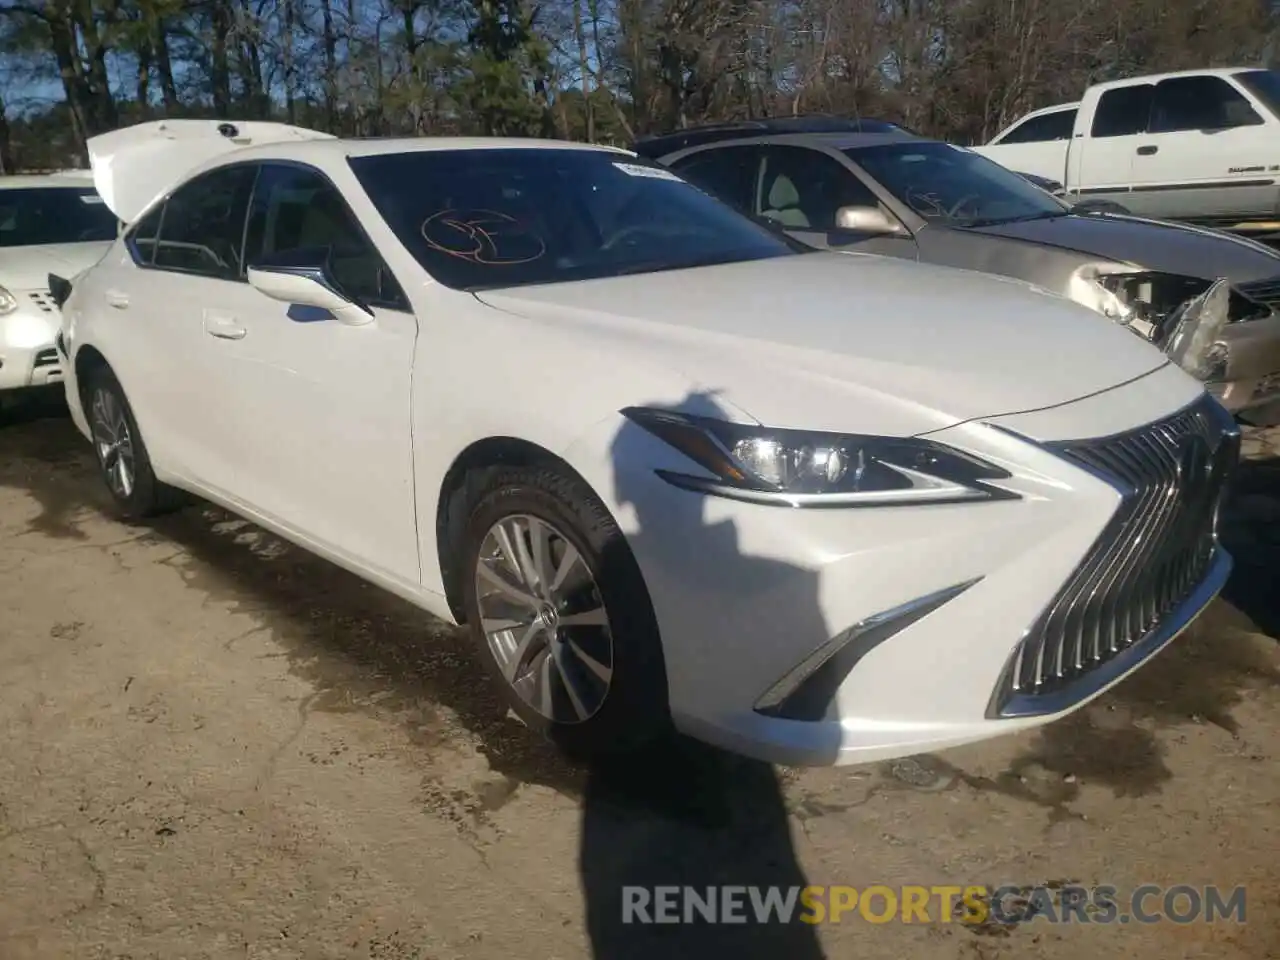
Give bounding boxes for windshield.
[348,148,797,291]
[1234,69,1280,119]
[0,186,119,247]
[845,142,1069,227]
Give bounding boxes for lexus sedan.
[56,119,1238,767]
[643,129,1280,415]
[0,172,117,397]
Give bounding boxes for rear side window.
[1149,76,1263,132]
[128,203,163,265]
[243,163,407,310]
[669,146,762,213]
[153,165,257,280]
[1092,85,1154,138]
[997,108,1077,144]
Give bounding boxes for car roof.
[0,172,96,190]
[1092,66,1270,92]
[656,129,929,158]
[218,136,634,165]
[633,118,916,158]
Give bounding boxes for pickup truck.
[972,67,1280,235]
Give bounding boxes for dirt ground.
[1,389,1278,960]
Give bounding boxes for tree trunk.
[283,0,297,124]
[210,0,233,117]
[0,90,13,174]
[153,16,181,110]
[573,0,594,141]
[135,39,152,112]
[322,0,339,130]
[45,11,93,151]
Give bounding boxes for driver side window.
[756,146,880,231]
[243,163,408,310]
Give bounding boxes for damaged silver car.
[642,127,1280,415]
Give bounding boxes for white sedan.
[57,119,1239,766]
[0,172,116,395]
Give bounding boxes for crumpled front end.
[1076,267,1280,411]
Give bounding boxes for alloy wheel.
[473,514,614,723]
[90,387,136,500]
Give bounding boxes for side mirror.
[833,205,905,236]
[246,248,373,326]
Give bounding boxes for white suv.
[0,173,117,396]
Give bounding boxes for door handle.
[1136,145,1158,156]
[104,289,130,309]
[203,310,247,340]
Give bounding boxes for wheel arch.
[72,344,113,409]
[435,436,609,623]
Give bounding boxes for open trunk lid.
[87,119,335,223]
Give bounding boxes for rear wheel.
[460,465,670,758]
[85,366,186,521]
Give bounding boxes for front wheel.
[460,465,670,759]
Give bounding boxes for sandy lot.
[1,389,1277,960]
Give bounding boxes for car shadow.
[1219,447,1280,639]
[578,393,827,958]
[0,385,69,429]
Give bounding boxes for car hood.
[962,213,1280,282]
[0,241,113,289]
[474,252,1169,435]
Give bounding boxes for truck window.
[1091,84,1154,138]
[1149,76,1262,132]
[996,108,1077,144]
[1234,69,1280,118]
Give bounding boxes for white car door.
[196,161,421,587]
[1131,74,1278,221]
[1071,83,1152,209]
[84,164,260,486]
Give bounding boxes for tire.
[84,366,186,521]
[460,465,670,759]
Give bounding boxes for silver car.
[641,128,1280,415]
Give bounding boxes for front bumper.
[566,365,1233,766]
[0,290,64,391]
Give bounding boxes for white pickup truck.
[973,67,1280,235]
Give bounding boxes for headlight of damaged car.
[1068,265,1141,326]
[621,407,1018,507]
[0,285,18,315]
[1072,266,1269,337]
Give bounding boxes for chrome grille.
[33,348,59,368]
[994,394,1239,715]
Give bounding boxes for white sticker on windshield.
[613,162,683,181]
[79,194,105,204]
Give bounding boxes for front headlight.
[0,285,17,315]
[621,407,1018,507]
[1067,265,1141,327]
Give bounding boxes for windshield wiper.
[962,210,1069,228]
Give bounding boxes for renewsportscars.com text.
[621,884,1247,926]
